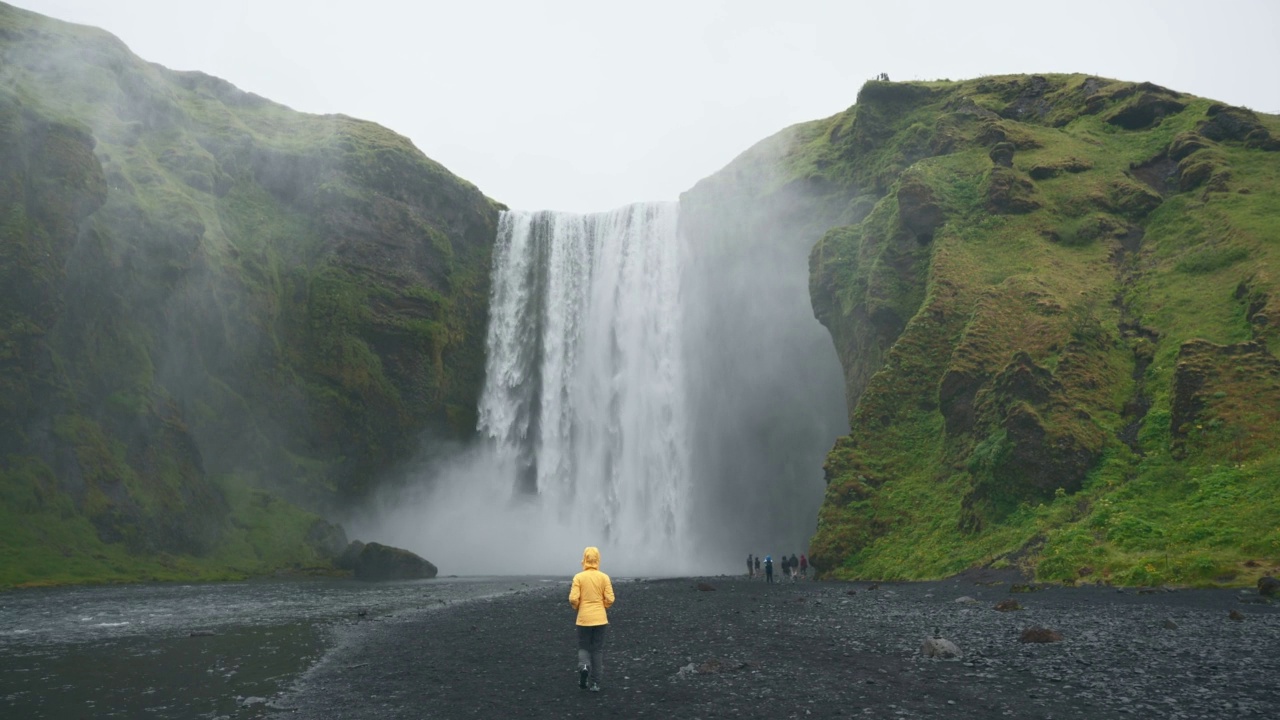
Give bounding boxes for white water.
[370,204,693,576]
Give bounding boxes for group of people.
[746,552,807,583]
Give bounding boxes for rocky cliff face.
[796,75,1280,585]
[0,3,499,585]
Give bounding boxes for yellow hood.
[581,546,600,571]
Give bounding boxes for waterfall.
[473,203,691,571]
[363,189,849,577]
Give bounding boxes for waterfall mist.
[358,144,851,576]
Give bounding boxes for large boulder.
[1258,576,1280,597]
[921,636,962,659]
[352,542,438,581]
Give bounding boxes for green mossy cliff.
[781,75,1280,585]
[0,4,499,587]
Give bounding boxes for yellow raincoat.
[569,546,614,626]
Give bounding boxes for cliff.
[793,75,1280,585]
[5,2,1278,590]
[0,3,499,586]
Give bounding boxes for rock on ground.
[351,542,437,581]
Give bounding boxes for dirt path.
[282,576,1277,719]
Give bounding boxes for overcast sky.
[14,0,1280,212]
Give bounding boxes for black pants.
[577,624,607,684]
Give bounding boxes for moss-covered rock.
[984,166,1040,214]
[791,73,1280,586]
[0,3,499,586]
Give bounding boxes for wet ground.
[0,576,543,718]
[285,576,1280,719]
[5,575,1278,718]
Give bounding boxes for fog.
[15,0,1280,212]
[354,130,854,577]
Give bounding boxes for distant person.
[747,554,754,579]
[755,556,761,578]
[764,555,774,584]
[789,554,799,582]
[569,546,614,692]
[800,553,808,578]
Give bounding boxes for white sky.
[13,0,1280,213]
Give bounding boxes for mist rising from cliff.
[360,136,852,575]
[677,128,852,569]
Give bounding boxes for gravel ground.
[281,576,1279,719]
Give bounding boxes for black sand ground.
[282,576,1278,719]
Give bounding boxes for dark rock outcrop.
[958,353,1105,529]
[984,167,1040,214]
[353,542,438,581]
[988,142,1016,168]
[1106,178,1163,219]
[1168,132,1211,161]
[1257,576,1280,597]
[1028,157,1091,180]
[1105,93,1186,130]
[897,176,945,241]
[1199,104,1280,150]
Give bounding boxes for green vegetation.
[790,74,1280,586]
[0,460,330,587]
[0,3,499,587]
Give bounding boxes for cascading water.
[479,203,690,558]
[371,204,694,576]
[363,161,850,577]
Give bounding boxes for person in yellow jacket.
[569,546,614,692]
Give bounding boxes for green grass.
[0,461,334,589]
[805,74,1280,586]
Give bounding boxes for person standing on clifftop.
[764,555,774,584]
[747,554,754,579]
[569,546,614,692]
